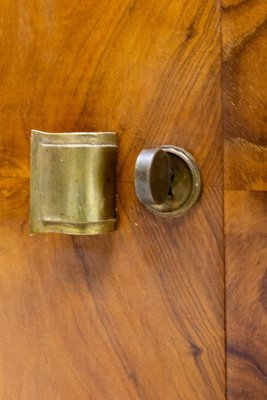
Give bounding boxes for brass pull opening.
[135,145,201,217]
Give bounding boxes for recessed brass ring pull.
[134,146,201,217]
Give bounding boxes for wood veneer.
[0,1,224,399]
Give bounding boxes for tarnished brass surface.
[134,146,201,217]
[30,130,118,235]
[135,149,171,205]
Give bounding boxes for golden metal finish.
[135,146,201,217]
[30,130,118,235]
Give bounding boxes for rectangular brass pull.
[30,130,118,235]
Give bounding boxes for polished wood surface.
[222,0,267,398]
[222,0,267,191]
[0,1,224,399]
[225,191,267,399]
[0,0,223,184]
[0,181,224,400]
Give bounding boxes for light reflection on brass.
[30,130,118,235]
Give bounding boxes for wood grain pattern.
[0,0,222,184]
[222,1,267,398]
[222,0,267,190]
[225,191,267,399]
[0,180,225,400]
[0,1,224,399]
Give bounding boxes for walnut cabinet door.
[0,1,226,399]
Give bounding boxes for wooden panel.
[0,0,222,184]
[0,178,224,400]
[222,1,267,398]
[222,0,267,190]
[225,191,267,399]
[0,1,224,399]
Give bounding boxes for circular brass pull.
[134,146,201,217]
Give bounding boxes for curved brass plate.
[30,130,118,235]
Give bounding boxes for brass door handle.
[134,146,201,217]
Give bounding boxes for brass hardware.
[135,146,201,217]
[30,130,118,235]
[134,148,172,205]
